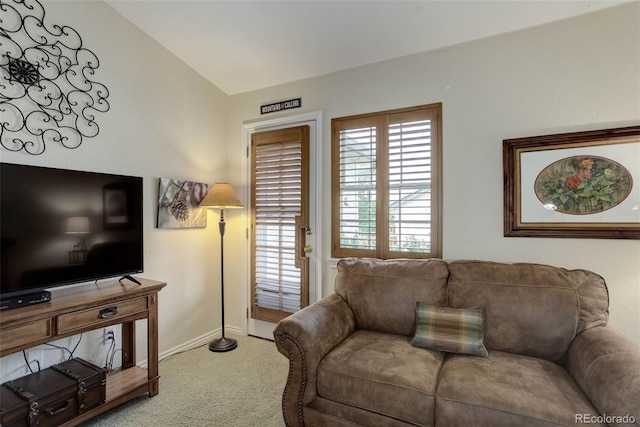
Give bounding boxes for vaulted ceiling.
[106,1,631,95]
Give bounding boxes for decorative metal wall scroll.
[0,0,110,155]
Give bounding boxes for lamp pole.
[199,180,243,353]
[209,208,237,352]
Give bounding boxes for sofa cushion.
[447,260,609,362]
[335,258,449,336]
[411,302,488,357]
[305,398,420,427]
[436,351,605,426]
[318,330,445,426]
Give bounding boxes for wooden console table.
[0,278,166,425]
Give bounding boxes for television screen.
[1,163,143,300]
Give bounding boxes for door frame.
[240,111,323,336]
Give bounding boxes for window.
[331,103,442,259]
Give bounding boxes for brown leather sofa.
[273,258,640,427]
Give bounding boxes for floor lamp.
[199,181,243,352]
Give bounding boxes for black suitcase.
[0,358,106,427]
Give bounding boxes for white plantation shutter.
[251,126,309,322]
[332,104,442,259]
[338,124,377,251]
[388,113,433,254]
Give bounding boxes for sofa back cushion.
[335,258,449,336]
[447,260,609,363]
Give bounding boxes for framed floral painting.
[503,126,640,239]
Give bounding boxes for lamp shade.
[66,216,90,233]
[199,181,243,209]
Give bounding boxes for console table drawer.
[1,318,53,351]
[57,297,148,333]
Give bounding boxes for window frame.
[331,103,443,259]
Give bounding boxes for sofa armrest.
[273,293,356,427]
[566,326,640,425]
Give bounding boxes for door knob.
[303,245,313,254]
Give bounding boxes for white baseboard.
[137,327,245,369]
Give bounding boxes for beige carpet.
[81,334,288,427]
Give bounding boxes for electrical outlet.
[103,328,115,345]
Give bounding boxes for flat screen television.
[1,163,143,307]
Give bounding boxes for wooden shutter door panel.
[251,125,310,323]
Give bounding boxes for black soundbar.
[0,290,52,311]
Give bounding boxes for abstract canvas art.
[157,178,209,229]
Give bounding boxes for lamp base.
[208,337,238,352]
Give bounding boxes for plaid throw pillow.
[411,302,488,357]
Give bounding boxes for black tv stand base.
[119,275,142,285]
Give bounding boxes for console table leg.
[121,321,136,369]
[148,292,160,396]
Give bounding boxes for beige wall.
[1,1,229,380]
[1,2,638,381]
[226,3,640,345]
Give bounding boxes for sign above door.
[260,97,302,115]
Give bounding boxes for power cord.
[106,349,127,372]
[104,334,116,371]
[22,350,40,374]
[21,334,83,373]
[45,333,83,360]
[103,332,127,372]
